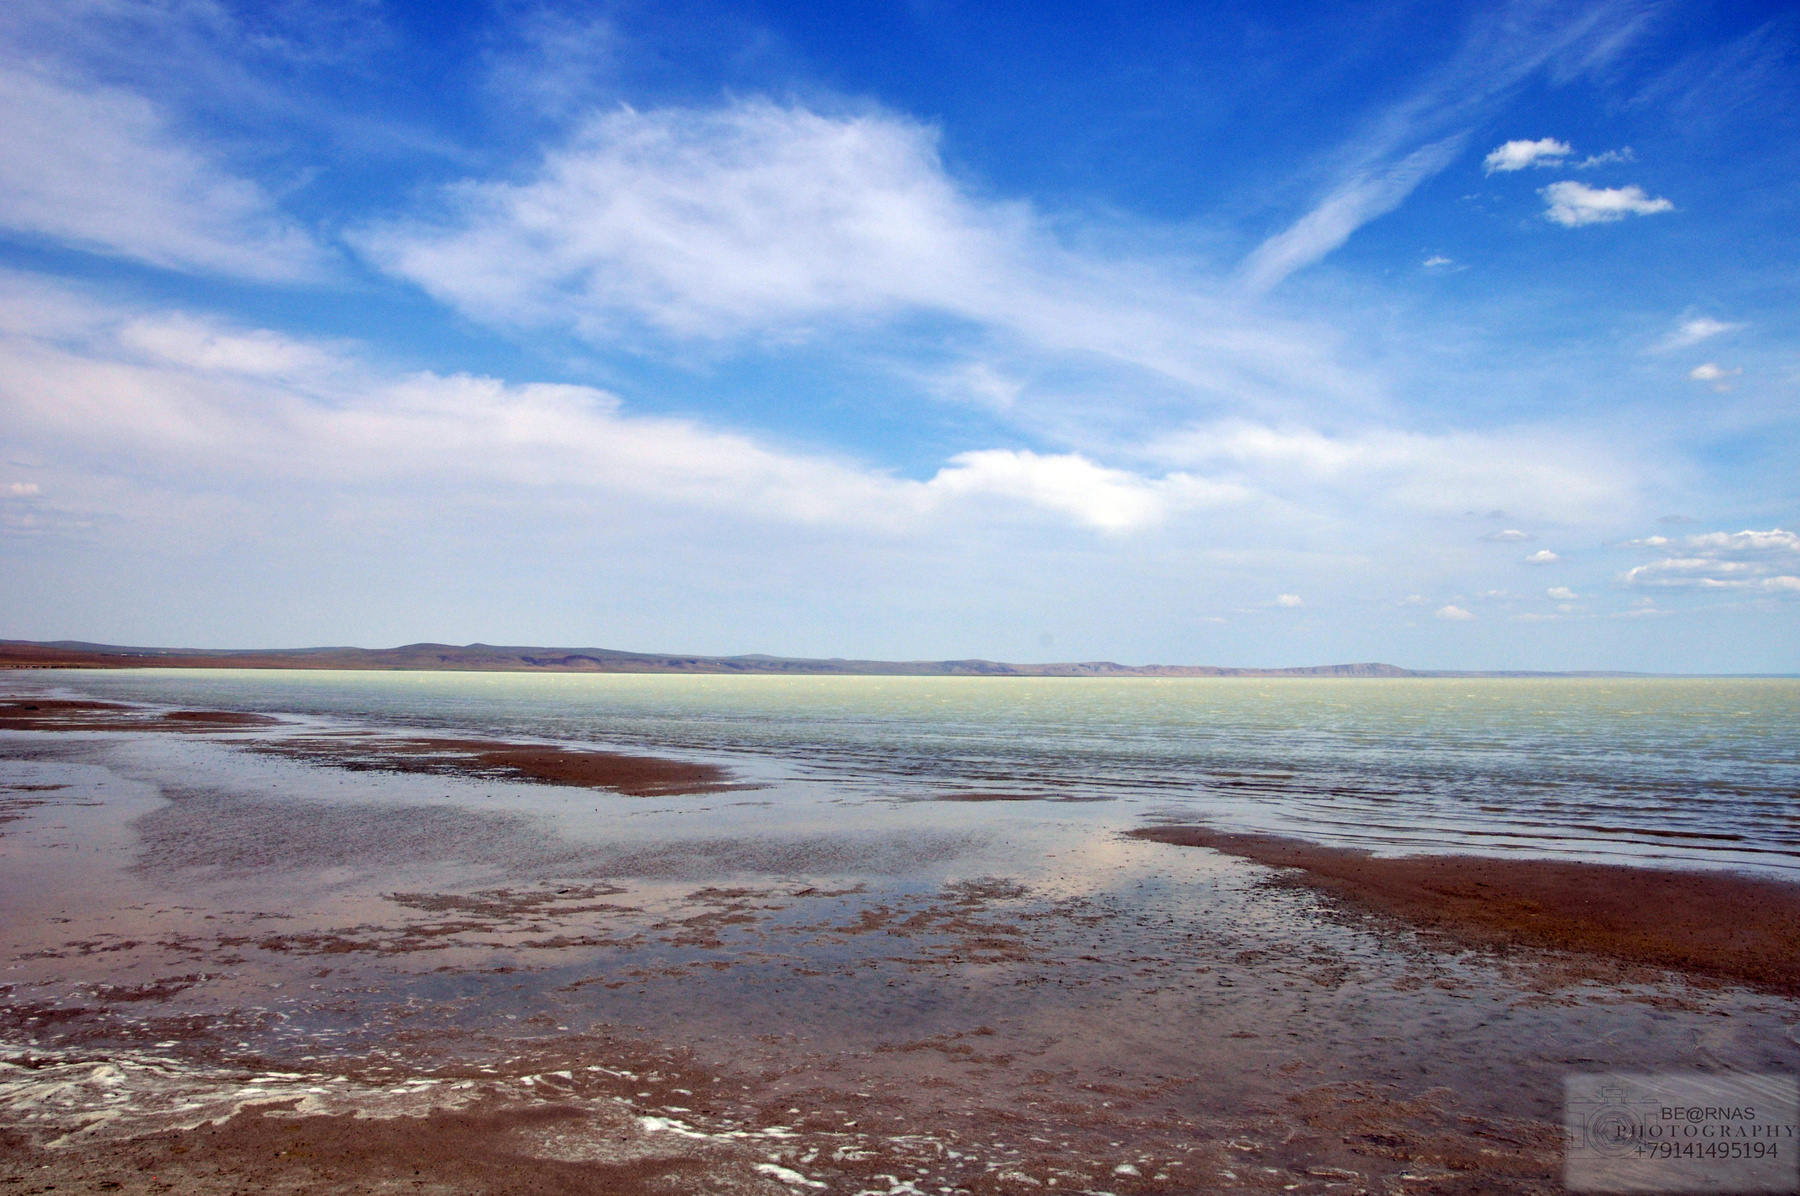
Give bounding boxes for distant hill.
[0,639,1428,677]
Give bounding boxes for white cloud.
[1657,317,1742,351]
[1574,147,1634,169]
[1240,135,1467,293]
[1238,3,1651,292]
[924,361,1024,411]
[1275,594,1304,607]
[1524,549,1560,563]
[0,64,324,280]
[356,99,1347,407]
[361,101,1007,339]
[1422,255,1454,268]
[119,315,344,378]
[1688,362,1740,391]
[1435,604,1475,621]
[1145,421,1637,524]
[1484,138,1571,173]
[1541,181,1674,227]
[1547,586,1578,599]
[1482,529,1534,542]
[0,274,1243,537]
[1684,530,1800,552]
[1622,528,1800,592]
[925,450,1240,532]
[6,482,40,496]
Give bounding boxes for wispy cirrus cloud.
[1239,135,1467,293]
[355,98,1362,414]
[0,63,326,281]
[1238,0,1656,291]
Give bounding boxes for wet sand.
[1128,826,1800,996]
[5,694,1800,1194]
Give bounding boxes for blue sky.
[1,0,1796,671]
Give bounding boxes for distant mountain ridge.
[0,639,1431,677]
[0,639,1650,677]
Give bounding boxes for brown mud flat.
[250,735,751,798]
[1130,825,1800,995]
[0,699,745,798]
[0,699,282,732]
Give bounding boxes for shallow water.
[18,669,1800,873]
[3,670,1798,1193]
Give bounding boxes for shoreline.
[6,681,1799,1195]
[1129,825,1800,995]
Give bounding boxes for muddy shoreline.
[0,698,744,797]
[1129,825,1800,996]
[5,691,1800,1194]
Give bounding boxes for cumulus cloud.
[1422,255,1454,268]
[1541,181,1674,227]
[1435,604,1475,621]
[1484,137,1571,173]
[1656,316,1742,351]
[1524,549,1560,563]
[0,65,324,280]
[6,482,40,496]
[1275,594,1304,607]
[1547,586,1578,599]
[1482,529,1534,542]
[1622,528,1800,592]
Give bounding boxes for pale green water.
[23,669,1800,874]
